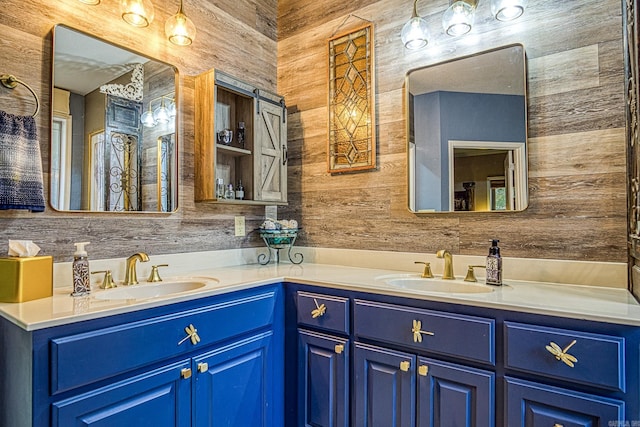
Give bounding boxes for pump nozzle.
[74,242,90,257]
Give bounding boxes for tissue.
[8,240,41,257]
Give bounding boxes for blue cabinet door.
[417,357,495,427]
[298,329,349,427]
[193,330,282,426]
[354,342,416,427]
[52,359,191,427]
[505,377,625,427]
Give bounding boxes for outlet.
[234,216,246,237]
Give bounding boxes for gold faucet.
[414,261,434,278]
[124,252,150,285]
[436,250,455,279]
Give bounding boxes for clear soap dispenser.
[486,239,502,286]
[71,242,91,296]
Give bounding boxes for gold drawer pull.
[545,339,578,368]
[335,344,344,354]
[412,320,435,343]
[553,424,564,427]
[181,368,192,379]
[400,361,410,372]
[178,324,201,346]
[198,362,209,373]
[418,365,429,376]
[311,299,326,318]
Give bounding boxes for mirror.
[406,44,527,213]
[51,25,178,212]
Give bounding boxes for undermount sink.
[377,275,495,294]
[92,278,217,301]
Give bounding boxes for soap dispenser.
[486,239,502,286]
[71,242,91,296]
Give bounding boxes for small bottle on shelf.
[235,180,245,200]
[225,184,235,200]
[216,178,225,199]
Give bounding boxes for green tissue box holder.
[0,256,53,302]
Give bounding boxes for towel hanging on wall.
[0,110,45,212]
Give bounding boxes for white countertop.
[1,262,640,331]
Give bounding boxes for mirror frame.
[50,24,180,214]
[405,43,528,214]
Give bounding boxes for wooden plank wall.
[278,0,628,262]
[0,0,278,261]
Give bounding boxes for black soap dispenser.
[486,239,502,286]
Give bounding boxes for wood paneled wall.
[0,0,279,261]
[278,0,628,262]
[0,0,628,264]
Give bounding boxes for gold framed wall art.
[328,22,376,173]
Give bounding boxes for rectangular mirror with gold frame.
[51,24,179,213]
[406,44,527,213]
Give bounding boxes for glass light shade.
[165,1,196,46]
[491,0,527,21]
[153,101,170,124]
[121,0,155,28]
[167,100,177,118]
[401,16,430,50]
[78,0,100,4]
[141,110,156,128]
[442,1,475,36]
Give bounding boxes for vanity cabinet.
[0,285,284,427]
[295,291,350,427]
[353,299,495,427]
[194,69,287,205]
[284,284,640,427]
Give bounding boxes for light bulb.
[491,0,527,21]
[442,1,475,37]
[165,0,196,46]
[121,0,155,28]
[78,0,100,5]
[141,110,155,128]
[401,16,430,50]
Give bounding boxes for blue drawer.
[353,299,495,365]
[297,291,349,334]
[50,289,277,394]
[504,321,625,392]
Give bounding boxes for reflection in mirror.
[51,25,178,212]
[406,44,527,213]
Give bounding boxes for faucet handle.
[92,270,117,289]
[414,261,434,278]
[464,265,486,282]
[148,264,169,282]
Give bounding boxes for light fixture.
[120,0,155,28]
[78,0,100,5]
[442,0,477,37]
[491,0,527,21]
[153,98,170,124]
[401,0,526,49]
[141,107,156,128]
[401,0,430,50]
[165,0,197,46]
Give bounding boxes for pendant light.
[121,0,155,28]
[491,0,527,21]
[401,0,430,50]
[442,0,477,37]
[165,0,197,46]
[153,98,170,125]
[78,0,100,5]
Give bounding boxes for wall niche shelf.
[195,69,288,205]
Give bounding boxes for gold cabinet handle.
[400,361,410,372]
[181,368,192,379]
[418,365,429,376]
[412,319,435,343]
[178,324,201,346]
[335,344,344,354]
[311,298,326,318]
[553,424,564,427]
[197,362,209,373]
[545,339,578,368]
